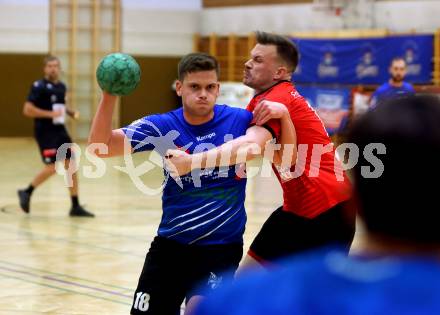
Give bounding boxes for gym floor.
[0,138,363,314]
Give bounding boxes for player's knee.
[46,163,57,173]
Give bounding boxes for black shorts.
[35,127,73,164]
[131,236,243,315]
[249,201,356,263]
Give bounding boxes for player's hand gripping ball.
[96,53,141,96]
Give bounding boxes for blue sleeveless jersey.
[122,105,252,245]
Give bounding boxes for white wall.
[122,0,201,56]
[122,9,200,56]
[0,0,438,55]
[200,0,440,35]
[122,0,201,11]
[375,0,440,32]
[0,0,49,53]
[201,3,344,35]
[0,0,201,56]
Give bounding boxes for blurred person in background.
[18,55,94,217]
[370,57,415,108]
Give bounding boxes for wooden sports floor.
[0,138,363,314]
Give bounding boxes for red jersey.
[247,81,352,218]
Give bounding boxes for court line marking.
[0,224,147,258]
[20,216,154,242]
[0,266,132,299]
[0,205,16,214]
[0,272,132,306]
[44,275,133,298]
[0,259,133,292]
[1,204,160,243]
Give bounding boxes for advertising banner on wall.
[296,86,351,135]
[292,34,433,84]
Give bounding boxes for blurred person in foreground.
[194,94,440,315]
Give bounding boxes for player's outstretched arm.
[253,100,297,167]
[165,125,272,177]
[88,91,132,158]
[165,101,297,177]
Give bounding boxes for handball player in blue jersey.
[195,95,440,315]
[88,53,291,315]
[17,55,94,217]
[370,57,415,108]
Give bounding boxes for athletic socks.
[24,184,34,195]
[71,196,79,208]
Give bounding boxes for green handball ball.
[96,53,141,96]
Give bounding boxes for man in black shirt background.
[18,55,94,217]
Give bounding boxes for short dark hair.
[44,55,60,66]
[390,56,406,67]
[255,31,299,73]
[178,53,219,81]
[347,94,440,244]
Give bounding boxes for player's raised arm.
[88,92,129,158]
[88,53,141,158]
